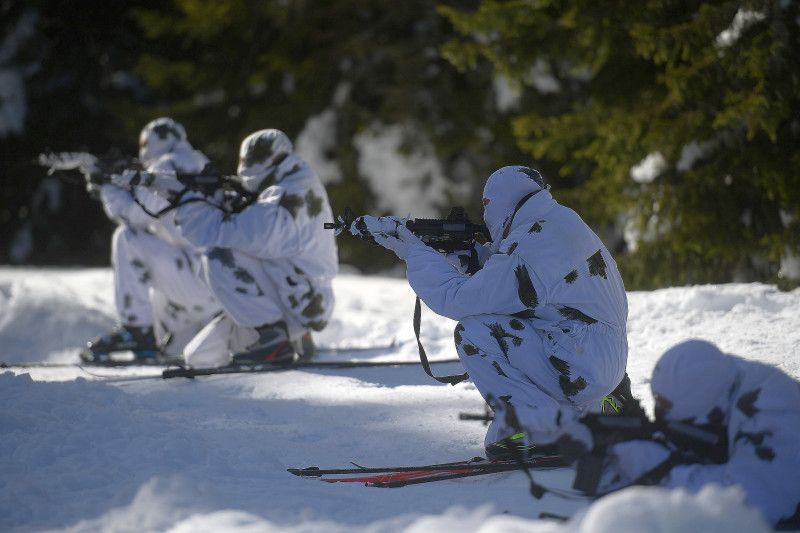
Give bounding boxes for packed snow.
[1,266,799,532]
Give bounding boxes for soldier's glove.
[608,440,672,481]
[137,172,188,203]
[372,222,422,260]
[554,418,595,464]
[349,215,403,244]
[109,169,141,189]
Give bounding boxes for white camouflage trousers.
[112,226,328,367]
[453,314,627,446]
[112,226,221,356]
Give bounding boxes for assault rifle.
[325,206,490,254]
[570,413,728,494]
[37,151,143,196]
[37,151,249,201]
[130,170,249,197]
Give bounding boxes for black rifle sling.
[413,296,469,385]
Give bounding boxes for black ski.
[0,341,407,369]
[162,358,461,379]
[0,359,181,369]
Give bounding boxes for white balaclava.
[482,166,545,243]
[138,117,188,168]
[237,129,293,192]
[651,340,740,424]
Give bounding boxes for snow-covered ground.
[1,266,798,532]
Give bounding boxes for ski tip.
[287,466,322,477]
[162,368,194,379]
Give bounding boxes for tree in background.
[124,0,534,270]
[440,0,800,288]
[1,0,529,271]
[2,1,798,288]
[0,0,161,265]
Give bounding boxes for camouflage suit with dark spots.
[607,340,800,526]
[169,149,337,367]
[101,139,222,356]
[402,166,628,446]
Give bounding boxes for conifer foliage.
[440,0,800,288]
[2,1,798,287]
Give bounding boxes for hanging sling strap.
[413,296,469,385]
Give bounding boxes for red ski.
[289,455,566,487]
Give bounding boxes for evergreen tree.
[0,0,159,265]
[3,0,523,272]
[124,0,516,270]
[440,0,800,288]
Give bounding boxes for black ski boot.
[80,325,160,362]
[293,331,318,363]
[485,432,559,462]
[601,373,645,417]
[231,321,296,365]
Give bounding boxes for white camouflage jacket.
[170,153,338,325]
[100,141,210,250]
[659,359,799,524]
[404,189,628,339]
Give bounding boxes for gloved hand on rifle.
[607,439,673,481]
[354,215,423,260]
[349,215,404,241]
[38,152,105,199]
[109,169,141,189]
[133,171,189,203]
[373,224,424,260]
[551,416,596,464]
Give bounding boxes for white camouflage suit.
[101,118,222,356]
[606,340,800,526]
[164,130,338,368]
[377,166,628,447]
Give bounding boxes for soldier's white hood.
[651,340,740,424]
[482,166,546,243]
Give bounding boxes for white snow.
[715,9,766,49]
[353,122,469,217]
[493,75,522,113]
[676,139,721,173]
[630,152,667,184]
[0,10,38,137]
[524,60,562,95]
[0,69,27,136]
[296,109,342,185]
[1,266,799,532]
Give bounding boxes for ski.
[322,468,489,487]
[0,340,407,369]
[162,358,461,379]
[0,359,182,369]
[288,455,566,487]
[316,341,406,353]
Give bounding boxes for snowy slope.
[1,267,798,532]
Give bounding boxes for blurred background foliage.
[1,0,798,289]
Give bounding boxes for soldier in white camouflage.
[601,340,800,527]
[137,129,338,368]
[372,166,630,459]
[83,117,221,363]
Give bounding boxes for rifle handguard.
[325,206,490,254]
